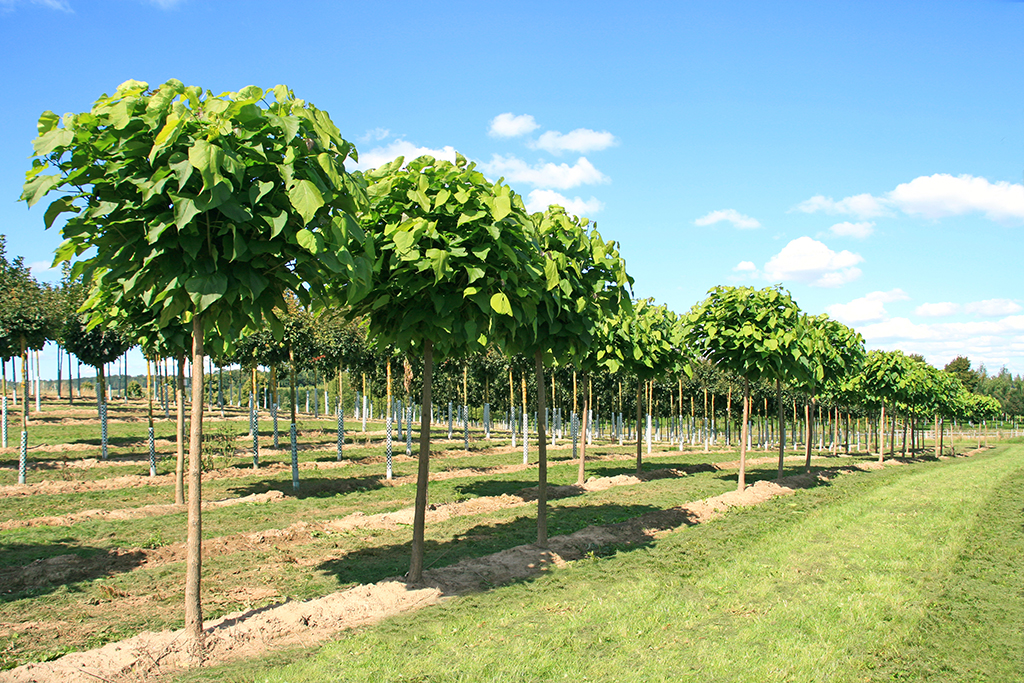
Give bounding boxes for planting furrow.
[0,465,714,590]
[0,468,825,683]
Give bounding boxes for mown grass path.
[176,445,1024,683]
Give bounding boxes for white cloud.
[479,154,609,190]
[793,193,890,219]
[350,139,457,171]
[964,298,1022,316]
[795,174,1024,226]
[525,190,604,217]
[488,113,539,138]
[529,128,617,155]
[358,127,391,143]
[888,174,1024,223]
[915,302,960,317]
[828,289,909,324]
[860,317,938,341]
[827,221,875,239]
[0,0,71,9]
[733,261,757,272]
[857,313,1024,375]
[762,236,863,288]
[147,0,184,7]
[28,261,60,282]
[694,209,761,229]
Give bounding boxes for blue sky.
[1,0,1022,379]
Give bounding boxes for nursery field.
[0,398,1019,682]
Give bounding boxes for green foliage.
[516,205,632,364]
[597,298,683,378]
[800,313,865,399]
[350,154,543,358]
[0,236,57,357]
[61,315,131,370]
[976,366,1024,416]
[22,79,370,355]
[858,349,915,410]
[944,355,980,393]
[683,284,807,384]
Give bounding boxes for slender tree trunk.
[738,379,750,491]
[635,380,643,474]
[534,350,549,547]
[776,378,785,480]
[147,358,155,477]
[703,387,709,452]
[289,347,299,490]
[20,340,28,482]
[577,372,590,485]
[889,410,897,456]
[184,314,205,662]
[98,364,108,460]
[878,404,886,463]
[409,340,434,583]
[175,355,186,505]
[804,395,814,473]
[726,386,732,447]
[901,414,908,456]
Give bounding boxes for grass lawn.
[175,444,1024,683]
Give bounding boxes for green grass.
[174,445,1024,683]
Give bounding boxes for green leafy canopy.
[348,154,543,359]
[21,79,371,356]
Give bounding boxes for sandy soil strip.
[1,472,814,683]
[0,464,716,593]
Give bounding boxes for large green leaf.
[490,292,513,316]
[185,272,228,313]
[288,179,324,224]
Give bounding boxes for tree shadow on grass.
[224,474,387,500]
[0,542,145,603]
[450,478,555,500]
[316,501,700,594]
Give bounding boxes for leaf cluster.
[22,79,370,356]
[349,154,543,358]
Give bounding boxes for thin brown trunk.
[409,340,433,583]
[20,340,28,432]
[175,355,186,505]
[878,404,886,463]
[703,387,709,452]
[901,414,908,456]
[889,409,896,456]
[776,378,785,480]
[534,350,548,547]
[738,379,750,490]
[635,380,643,473]
[804,396,813,473]
[184,314,205,661]
[577,372,589,485]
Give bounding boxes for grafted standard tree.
[597,298,684,476]
[348,154,543,580]
[798,314,864,473]
[23,79,369,658]
[513,205,631,545]
[683,285,807,490]
[0,245,54,483]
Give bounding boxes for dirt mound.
[0,490,284,531]
[0,469,816,682]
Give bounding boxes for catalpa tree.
[348,154,544,581]
[22,79,371,657]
